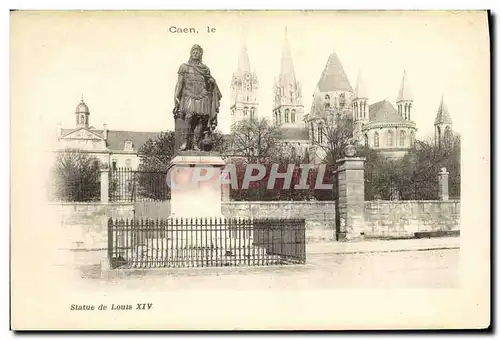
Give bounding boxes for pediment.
[61,128,104,141]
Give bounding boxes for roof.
[60,128,161,152]
[397,71,413,102]
[75,100,89,114]
[317,52,353,93]
[282,127,309,141]
[368,100,407,124]
[434,96,453,125]
[106,130,161,151]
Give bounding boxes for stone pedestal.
[336,156,366,242]
[438,167,449,201]
[167,151,226,218]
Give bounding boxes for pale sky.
[11,11,489,145]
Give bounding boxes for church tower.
[75,96,90,129]
[272,27,304,128]
[229,39,259,126]
[434,95,453,148]
[396,70,413,121]
[352,70,369,143]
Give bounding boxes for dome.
[75,99,89,114]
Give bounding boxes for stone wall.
[52,200,461,253]
[363,200,460,239]
[222,201,336,242]
[50,202,134,251]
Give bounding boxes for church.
[229,28,455,161]
[58,28,454,166]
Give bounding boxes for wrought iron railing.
[107,217,306,269]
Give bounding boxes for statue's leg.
[193,115,203,151]
[181,113,193,151]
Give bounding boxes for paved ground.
[56,237,460,291]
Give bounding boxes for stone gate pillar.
[438,167,449,200]
[336,144,366,242]
[100,164,109,203]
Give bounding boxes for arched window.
[250,107,256,121]
[291,109,296,123]
[243,107,248,116]
[310,122,315,142]
[374,132,380,147]
[339,93,346,108]
[410,131,415,147]
[436,126,441,146]
[408,103,412,120]
[318,124,323,144]
[400,130,406,147]
[285,109,290,123]
[387,130,394,146]
[444,126,452,144]
[364,133,369,147]
[363,101,367,118]
[324,94,330,109]
[274,111,278,124]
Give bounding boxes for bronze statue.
[173,44,222,151]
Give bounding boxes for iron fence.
[107,217,306,269]
[109,168,170,202]
[364,171,439,201]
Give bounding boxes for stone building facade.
[56,97,160,170]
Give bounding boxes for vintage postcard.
[10,10,490,330]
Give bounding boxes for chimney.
[103,123,108,139]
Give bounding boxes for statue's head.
[189,44,203,63]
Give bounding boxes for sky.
[11,11,489,147]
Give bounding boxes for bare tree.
[226,118,284,163]
[311,111,354,166]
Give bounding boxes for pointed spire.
[317,51,353,92]
[354,70,369,99]
[397,70,413,102]
[279,26,296,85]
[234,27,252,74]
[434,95,453,125]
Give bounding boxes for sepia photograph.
[10,10,490,330]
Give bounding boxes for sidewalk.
[307,236,460,255]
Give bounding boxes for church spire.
[354,70,369,99]
[397,70,413,102]
[396,70,413,121]
[279,26,296,85]
[237,40,251,74]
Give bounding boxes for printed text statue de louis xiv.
[173,44,222,152]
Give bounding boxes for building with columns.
[56,97,160,170]
[229,41,259,126]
